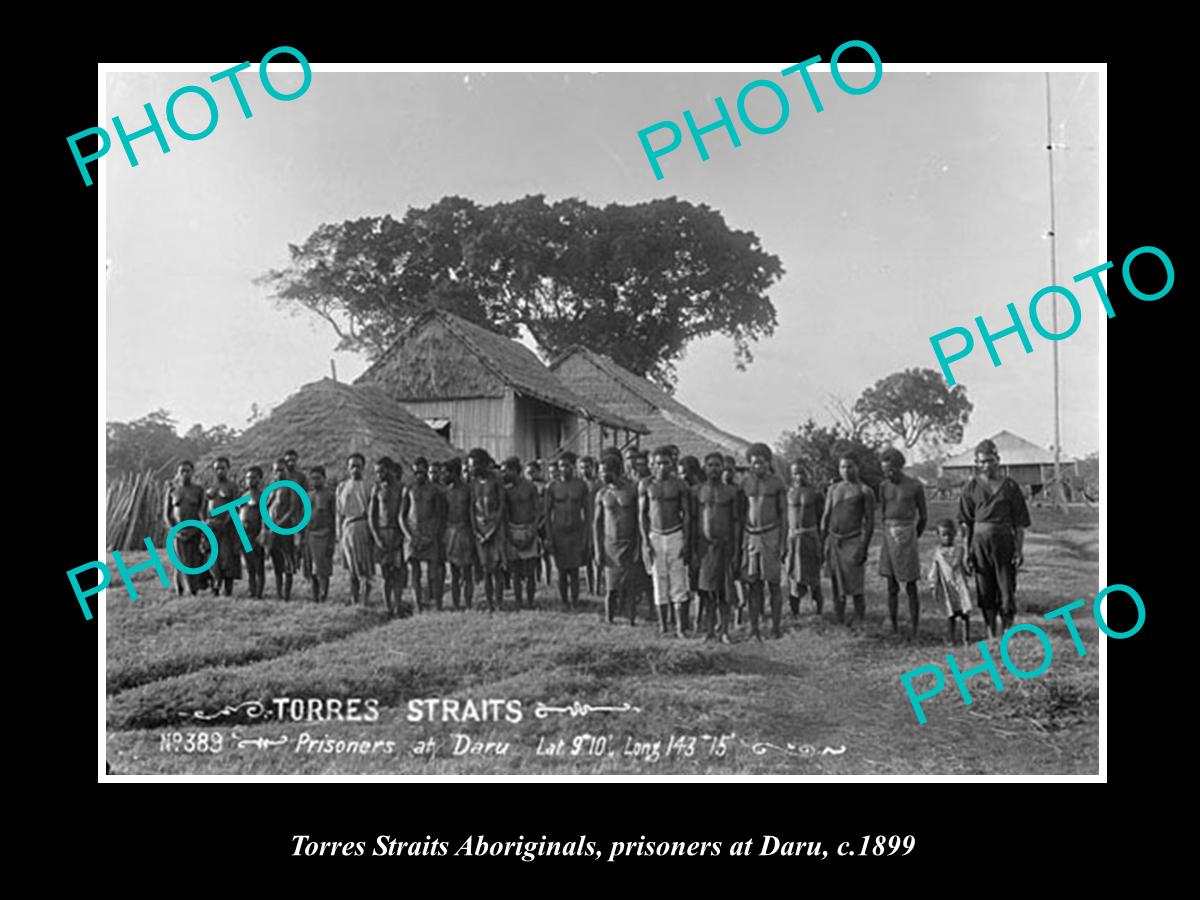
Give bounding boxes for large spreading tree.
[852,367,973,452]
[256,194,784,387]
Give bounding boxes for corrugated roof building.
[941,429,1078,488]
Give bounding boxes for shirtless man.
[723,454,748,622]
[525,460,550,586]
[265,457,298,601]
[640,446,691,637]
[634,450,652,485]
[821,454,875,627]
[543,458,562,584]
[786,460,825,618]
[206,457,243,597]
[467,448,506,612]
[503,457,541,610]
[878,448,928,638]
[678,455,704,631]
[545,451,591,609]
[695,452,742,642]
[594,452,641,625]
[369,457,405,617]
[283,449,307,492]
[163,460,207,596]
[580,455,601,596]
[740,443,788,640]
[283,449,308,573]
[305,466,336,602]
[240,465,266,599]
[400,457,446,613]
[619,447,654,624]
[958,438,1030,638]
[441,458,476,610]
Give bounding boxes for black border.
[41,17,1179,879]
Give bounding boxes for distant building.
[356,310,646,462]
[941,429,1078,495]
[550,347,750,461]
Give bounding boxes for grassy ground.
[105,501,1099,775]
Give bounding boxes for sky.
[106,68,1100,458]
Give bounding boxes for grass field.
[105,500,1100,775]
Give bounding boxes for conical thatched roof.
[197,379,455,480]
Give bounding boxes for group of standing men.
[161,437,1031,644]
[163,450,338,604]
[595,437,1031,645]
[162,446,608,618]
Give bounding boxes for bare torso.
[880,475,924,523]
[600,480,640,543]
[169,482,205,523]
[644,477,686,533]
[826,481,872,535]
[696,482,737,541]
[548,478,588,532]
[743,473,785,530]
[505,479,540,526]
[444,483,471,527]
[787,484,822,530]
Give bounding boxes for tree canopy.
[256,194,784,388]
[107,410,239,478]
[853,367,973,451]
[776,419,884,489]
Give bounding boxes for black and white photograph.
[99,62,1102,777]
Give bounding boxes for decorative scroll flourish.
[231,731,290,751]
[740,738,847,758]
[180,701,269,721]
[533,701,643,719]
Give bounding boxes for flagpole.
[1045,73,1064,511]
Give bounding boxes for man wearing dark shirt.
[957,438,1031,637]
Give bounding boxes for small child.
[927,519,973,645]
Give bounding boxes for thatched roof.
[197,379,455,479]
[357,310,647,433]
[943,430,1066,469]
[550,347,750,459]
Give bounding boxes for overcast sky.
[106,68,1100,457]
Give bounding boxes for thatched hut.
[356,310,646,461]
[196,378,454,481]
[550,347,750,461]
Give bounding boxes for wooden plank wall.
[399,394,515,462]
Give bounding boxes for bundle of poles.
[107,469,168,551]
